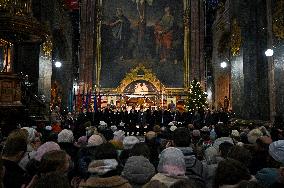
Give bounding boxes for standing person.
[155,6,174,63]
[223,96,230,112]
[137,106,147,135]
[108,8,131,61]
[50,106,62,133]
[128,106,138,135]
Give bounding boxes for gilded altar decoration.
[42,36,53,59]
[272,0,284,40]
[0,0,32,16]
[230,18,242,56]
[116,64,165,93]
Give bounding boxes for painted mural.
[100,0,184,88]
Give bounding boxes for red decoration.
[65,0,79,10]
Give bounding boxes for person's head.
[93,143,118,160]
[123,136,140,150]
[215,124,230,138]
[158,147,186,177]
[130,142,151,159]
[122,156,155,185]
[214,159,251,188]
[39,150,71,174]
[269,140,284,166]
[87,134,104,147]
[2,129,28,162]
[34,141,61,161]
[21,127,37,143]
[173,127,191,147]
[164,6,171,14]
[57,129,74,143]
[247,129,263,144]
[219,142,234,159]
[227,146,252,167]
[34,172,71,188]
[116,8,123,17]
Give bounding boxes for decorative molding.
[42,36,53,59]
[116,64,165,93]
[230,18,242,56]
[272,0,284,40]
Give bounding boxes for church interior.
[1,1,284,188]
[0,0,284,126]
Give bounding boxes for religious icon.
[101,0,184,88]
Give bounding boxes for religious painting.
[123,80,157,95]
[100,0,185,89]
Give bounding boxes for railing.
[0,0,32,16]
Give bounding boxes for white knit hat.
[57,129,74,143]
[269,140,284,164]
[123,136,139,150]
[170,125,177,132]
[247,129,263,144]
[88,134,104,147]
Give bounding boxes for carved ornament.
[230,18,242,56]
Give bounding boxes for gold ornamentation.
[116,64,165,93]
[230,18,242,56]
[272,0,284,39]
[42,36,53,59]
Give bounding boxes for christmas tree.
[185,79,208,112]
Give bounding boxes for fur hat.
[213,137,234,150]
[35,141,61,161]
[146,131,157,140]
[123,136,139,150]
[74,136,88,147]
[45,126,52,131]
[231,130,240,138]
[170,125,177,132]
[192,130,201,137]
[99,121,107,126]
[88,134,104,147]
[88,159,118,175]
[57,129,74,143]
[110,126,117,132]
[122,156,155,185]
[113,130,125,142]
[204,146,218,165]
[247,129,263,144]
[21,127,37,142]
[269,140,284,164]
[168,122,175,126]
[201,126,210,132]
[158,147,186,176]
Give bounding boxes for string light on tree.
[185,79,208,112]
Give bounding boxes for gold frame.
[272,0,284,40]
[95,0,190,94]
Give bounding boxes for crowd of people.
[1,105,284,188]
